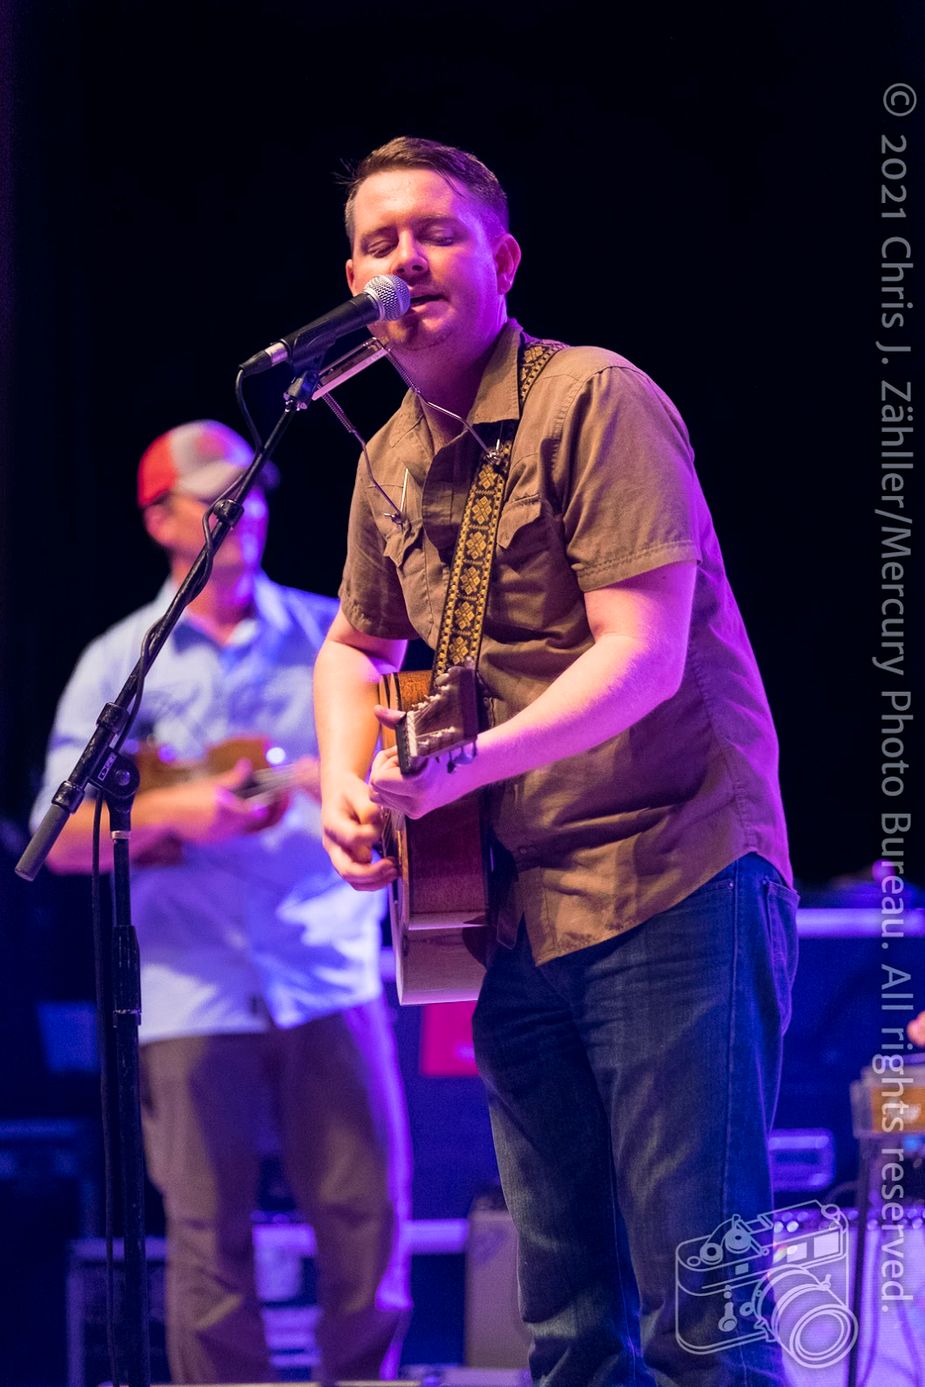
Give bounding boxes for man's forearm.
[367,562,695,821]
[468,562,693,790]
[313,628,407,887]
[313,633,402,787]
[469,629,681,790]
[367,631,684,823]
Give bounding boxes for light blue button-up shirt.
[33,574,383,1043]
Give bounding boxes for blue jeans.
[472,854,799,1387]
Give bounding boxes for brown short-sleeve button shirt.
[339,321,791,962]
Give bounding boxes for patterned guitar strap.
[431,334,566,684]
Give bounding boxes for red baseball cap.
[137,420,279,508]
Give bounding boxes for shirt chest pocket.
[489,496,578,633]
[380,517,436,640]
[496,496,557,567]
[383,517,424,570]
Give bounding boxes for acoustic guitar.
[377,665,491,1004]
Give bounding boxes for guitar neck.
[391,664,480,775]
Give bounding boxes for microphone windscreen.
[364,274,411,321]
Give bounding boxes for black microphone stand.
[16,360,324,1387]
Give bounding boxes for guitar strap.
[431,334,566,682]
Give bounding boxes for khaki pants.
[140,998,412,1384]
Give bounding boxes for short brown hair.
[342,136,509,244]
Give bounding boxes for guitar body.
[378,669,490,1004]
[134,735,272,791]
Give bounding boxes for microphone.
[239,275,411,376]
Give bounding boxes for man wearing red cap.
[33,420,411,1384]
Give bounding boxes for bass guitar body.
[378,668,491,1004]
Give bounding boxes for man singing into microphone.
[314,136,798,1386]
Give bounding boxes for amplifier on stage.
[850,1052,925,1139]
[769,1129,835,1193]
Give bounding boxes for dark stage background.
[0,1,922,1382]
[2,0,921,876]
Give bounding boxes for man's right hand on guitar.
[320,771,398,892]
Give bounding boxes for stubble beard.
[385,313,454,357]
